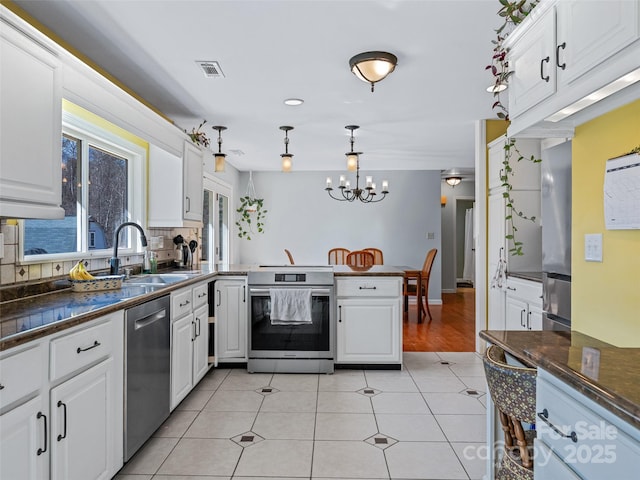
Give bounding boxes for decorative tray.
[69,275,125,292]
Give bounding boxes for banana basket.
[69,275,125,292]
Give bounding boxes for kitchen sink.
[124,274,190,286]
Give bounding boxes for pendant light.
[212,125,227,172]
[280,126,294,172]
[349,51,398,92]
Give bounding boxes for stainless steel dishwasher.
[124,295,171,461]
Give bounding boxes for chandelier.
[325,125,389,203]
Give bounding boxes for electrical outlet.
[427,232,435,240]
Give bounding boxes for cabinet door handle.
[57,401,67,441]
[37,412,47,455]
[191,320,196,342]
[527,311,532,330]
[0,383,4,390]
[556,42,566,70]
[197,292,207,298]
[185,196,191,212]
[216,289,222,307]
[506,286,516,291]
[540,56,550,82]
[358,286,377,290]
[538,409,577,442]
[520,309,526,328]
[196,317,201,337]
[77,340,100,354]
[338,305,342,322]
[180,299,190,307]
[243,285,246,303]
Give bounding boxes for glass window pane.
[201,189,213,262]
[88,145,128,250]
[24,135,80,256]
[218,194,229,264]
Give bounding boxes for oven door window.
[250,294,331,351]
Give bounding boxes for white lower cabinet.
[50,358,115,480]
[0,394,49,480]
[505,277,543,331]
[335,277,402,365]
[214,278,247,362]
[170,282,209,409]
[535,368,640,479]
[0,312,123,480]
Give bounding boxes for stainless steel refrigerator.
[541,141,572,331]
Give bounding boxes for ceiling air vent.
[196,61,225,78]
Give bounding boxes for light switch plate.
[584,233,603,262]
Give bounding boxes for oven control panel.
[274,273,306,282]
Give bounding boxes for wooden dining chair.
[346,250,375,268]
[363,248,383,265]
[328,247,350,265]
[405,248,437,321]
[284,249,294,265]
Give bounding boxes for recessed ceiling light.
[284,98,304,106]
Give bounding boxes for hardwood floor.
[403,287,476,352]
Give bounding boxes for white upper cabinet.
[182,141,204,223]
[506,0,640,134]
[556,0,639,88]
[0,15,63,219]
[148,141,204,228]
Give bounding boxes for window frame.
[19,110,147,264]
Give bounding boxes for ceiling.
[13,0,499,173]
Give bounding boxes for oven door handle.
[249,288,332,295]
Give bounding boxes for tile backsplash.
[0,220,200,286]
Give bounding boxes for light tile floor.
[115,352,487,480]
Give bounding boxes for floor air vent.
[196,61,224,78]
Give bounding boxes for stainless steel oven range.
[248,266,335,374]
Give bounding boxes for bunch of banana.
[69,260,95,280]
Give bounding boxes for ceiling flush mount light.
[284,98,304,106]
[486,82,507,93]
[279,126,294,172]
[349,51,397,92]
[212,125,227,172]
[325,125,389,203]
[445,176,462,187]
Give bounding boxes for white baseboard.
[442,288,456,294]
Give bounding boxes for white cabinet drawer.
[192,282,208,309]
[50,319,115,382]
[534,439,582,480]
[0,343,44,410]
[537,374,640,478]
[172,287,193,319]
[506,277,542,307]
[336,278,402,297]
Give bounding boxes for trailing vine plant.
[236,172,267,240]
[486,0,541,256]
[236,196,267,240]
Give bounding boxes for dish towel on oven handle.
[269,288,313,325]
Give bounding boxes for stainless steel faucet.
[109,222,148,275]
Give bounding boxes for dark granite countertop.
[0,270,218,351]
[480,330,640,430]
[507,271,543,282]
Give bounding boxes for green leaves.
[501,137,541,256]
[236,196,267,240]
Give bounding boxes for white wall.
[235,170,443,300]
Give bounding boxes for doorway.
[455,198,475,289]
[202,175,233,266]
